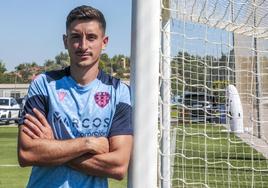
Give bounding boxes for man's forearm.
[69,151,128,180]
[18,125,108,167]
[18,133,90,166]
[68,135,133,180]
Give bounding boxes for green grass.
[0,126,126,188]
[171,124,268,187]
[0,126,31,188]
[2,124,268,187]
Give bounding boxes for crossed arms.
[17,108,133,180]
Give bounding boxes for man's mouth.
[76,52,93,58]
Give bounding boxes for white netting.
[159,0,268,187]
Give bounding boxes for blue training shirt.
[20,67,132,188]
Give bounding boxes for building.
[0,84,29,98]
[0,81,129,99]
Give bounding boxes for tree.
[15,63,27,71]
[98,53,131,78]
[43,59,62,71]
[55,52,70,68]
[0,60,7,73]
[0,52,130,83]
[110,54,130,78]
[100,53,110,63]
[0,72,16,83]
[99,53,112,74]
[15,62,42,83]
[44,59,55,67]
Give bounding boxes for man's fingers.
[33,108,50,128]
[24,119,43,138]
[88,137,109,154]
[32,108,55,140]
[23,110,54,140]
[22,125,39,139]
[25,113,45,133]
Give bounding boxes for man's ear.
[102,36,109,50]
[63,34,68,49]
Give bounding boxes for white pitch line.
[0,164,20,167]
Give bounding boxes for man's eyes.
[70,35,97,41]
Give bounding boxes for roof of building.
[0,84,30,89]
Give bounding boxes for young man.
[17,5,133,188]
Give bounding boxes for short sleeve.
[18,75,49,125]
[108,83,133,137]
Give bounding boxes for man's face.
[64,19,108,68]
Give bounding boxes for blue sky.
[0,1,131,71]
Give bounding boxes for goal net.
[159,0,268,187]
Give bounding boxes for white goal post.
[129,0,268,188]
[128,0,160,188]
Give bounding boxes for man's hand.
[68,135,133,180]
[23,108,54,139]
[86,137,109,155]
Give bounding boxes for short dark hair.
[66,5,106,33]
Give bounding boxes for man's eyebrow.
[87,33,98,36]
[70,32,80,35]
[70,30,80,34]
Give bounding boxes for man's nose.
[80,36,89,51]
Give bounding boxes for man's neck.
[70,64,99,86]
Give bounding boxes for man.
[17,5,133,188]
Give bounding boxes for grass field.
[2,124,268,188]
[171,124,268,187]
[0,126,126,188]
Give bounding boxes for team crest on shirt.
[94,92,110,108]
[57,91,67,101]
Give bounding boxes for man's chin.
[75,60,98,68]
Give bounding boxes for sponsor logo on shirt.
[94,92,110,108]
[52,111,110,138]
